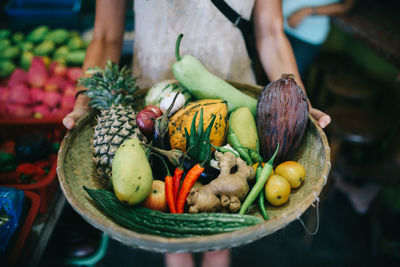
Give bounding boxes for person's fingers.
[62,112,77,130]
[310,108,331,129]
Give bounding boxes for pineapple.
[79,61,146,180]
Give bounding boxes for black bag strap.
[211,0,254,58]
[211,0,252,33]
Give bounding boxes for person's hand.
[287,7,312,28]
[62,95,90,130]
[310,107,331,129]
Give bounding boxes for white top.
[133,0,256,88]
[283,0,340,45]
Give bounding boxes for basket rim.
[57,83,331,253]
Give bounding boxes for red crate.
[0,118,65,213]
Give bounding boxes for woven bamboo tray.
[57,82,331,253]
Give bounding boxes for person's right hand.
[62,95,90,130]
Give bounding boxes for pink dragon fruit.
[43,91,62,108]
[67,67,82,82]
[27,57,48,88]
[30,87,45,104]
[7,104,33,118]
[60,95,75,111]
[8,84,31,105]
[8,68,28,88]
[49,62,68,77]
[44,76,60,92]
[33,104,52,119]
[63,86,76,97]
[57,78,71,91]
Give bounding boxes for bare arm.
[287,0,355,28]
[63,0,127,129]
[254,0,331,128]
[254,0,303,88]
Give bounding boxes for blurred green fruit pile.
[0,26,88,78]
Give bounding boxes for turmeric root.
[186,151,255,213]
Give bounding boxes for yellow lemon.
[265,174,291,206]
[275,161,306,189]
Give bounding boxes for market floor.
[39,181,400,267]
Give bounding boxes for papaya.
[169,99,228,152]
[112,139,153,205]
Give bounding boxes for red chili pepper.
[165,176,176,213]
[176,163,204,213]
[172,167,184,205]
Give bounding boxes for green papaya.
[27,25,49,43]
[112,139,153,205]
[228,107,259,151]
[0,60,16,77]
[44,29,69,44]
[34,40,55,56]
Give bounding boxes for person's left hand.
[287,7,312,28]
[310,107,331,129]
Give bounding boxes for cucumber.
[84,187,262,237]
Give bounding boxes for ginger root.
[186,151,255,213]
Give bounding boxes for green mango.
[53,45,69,58]
[12,32,24,43]
[27,25,49,43]
[66,50,86,65]
[112,139,153,205]
[34,40,55,56]
[20,51,34,70]
[67,36,83,50]
[228,107,259,152]
[0,46,21,60]
[0,39,11,50]
[44,29,69,44]
[19,41,34,51]
[0,29,11,39]
[0,60,16,77]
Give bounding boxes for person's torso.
[133,0,256,88]
[283,0,340,45]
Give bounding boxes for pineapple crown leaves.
[78,60,139,110]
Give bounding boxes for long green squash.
[84,187,262,237]
[172,34,257,115]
